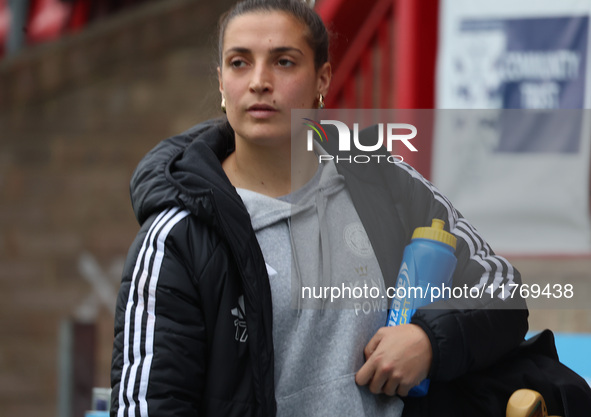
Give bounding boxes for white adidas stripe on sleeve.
[118,207,190,417]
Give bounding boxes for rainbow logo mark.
[302,118,328,142]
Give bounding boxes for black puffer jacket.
[110,119,528,417]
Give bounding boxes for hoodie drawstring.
[287,217,304,323]
[316,189,331,311]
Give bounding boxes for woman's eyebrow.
[223,46,304,56]
[270,46,304,55]
[224,47,251,57]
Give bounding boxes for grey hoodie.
[236,147,404,417]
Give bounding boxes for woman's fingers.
[355,324,433,397]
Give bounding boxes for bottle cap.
[506,389,549,417]
[411,219,457,250]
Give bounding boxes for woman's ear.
[317,62,332,97]
[217,67,224,95]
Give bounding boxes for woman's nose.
[249,64,273,94]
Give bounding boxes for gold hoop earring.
[221,97,226,113]
[318,94,325,109]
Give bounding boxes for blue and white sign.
[434,0,591,254]
[448,16,588,110]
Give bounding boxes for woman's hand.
[355,324,433,397]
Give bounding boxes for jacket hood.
[129,118,265,279]
[130,118,239,226]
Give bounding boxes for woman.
[110,1,530,416]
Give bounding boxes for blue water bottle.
[386,219,457,397]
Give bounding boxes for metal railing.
[323,0,395,109]
[317,0,439,177]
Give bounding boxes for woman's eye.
[277,59,294,67]
[230,59,247,68]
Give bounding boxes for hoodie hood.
[236,143,348,314]
[236,144,345,233]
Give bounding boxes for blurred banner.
[434,0,591,255]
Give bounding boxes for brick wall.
[0,0,232,415]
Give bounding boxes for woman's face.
[218,11,331,149]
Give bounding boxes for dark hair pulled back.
[217,0,329,70]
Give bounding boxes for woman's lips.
[247,104,278,119]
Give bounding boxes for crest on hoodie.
[343,222,373,258]
[231,295,248,343]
